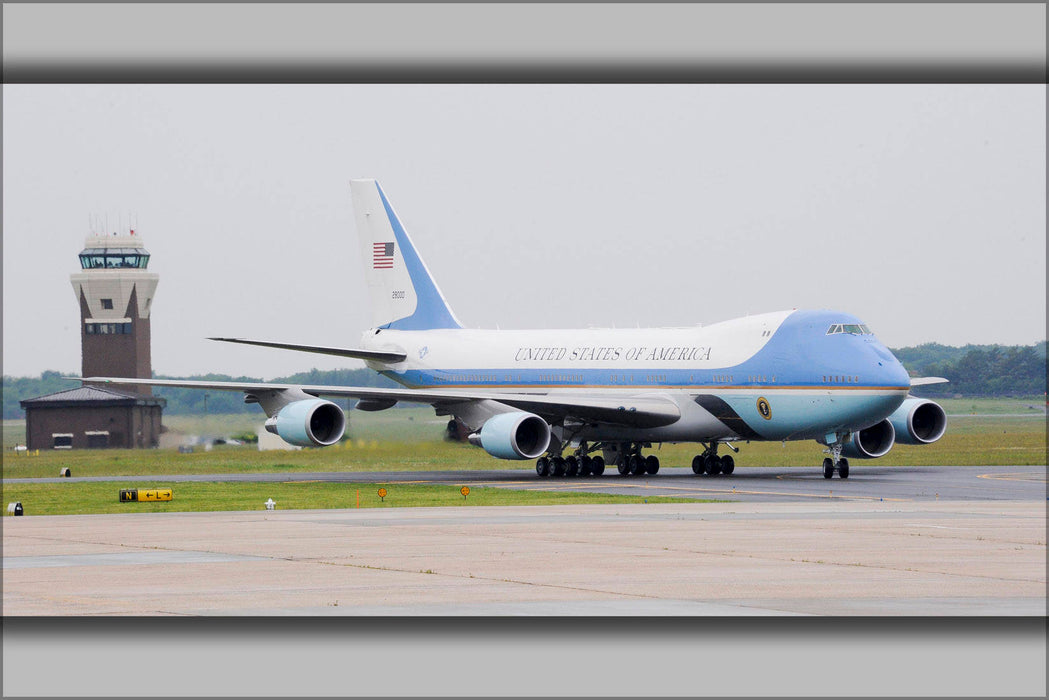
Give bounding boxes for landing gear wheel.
[628,454,645,475]
[822,458,834,479]
[565,455,579,477]
[578,456,592,477]
[721,455,734,475]
[617,458,630,476]
[705,454,722,475]
[537,457,550,477]
[644,455,660,475]
[691,455,704,475]
[838,458,850,479]
[590,456,605,476]
[551,457,566,477]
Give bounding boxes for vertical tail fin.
[350,179,462,331]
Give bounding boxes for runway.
[3,497,1045,617]
[5,465,1046,696]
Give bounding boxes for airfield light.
[265,498,276,510]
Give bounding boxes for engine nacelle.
[266,399,346,447]
[843,419,896,459]
[889,397,947,445]
[472,412,551,460]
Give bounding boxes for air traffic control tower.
[70,232,159,395]
[21,230,165,450]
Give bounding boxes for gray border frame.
[2,2,1046,698]
[3,3,1046,82]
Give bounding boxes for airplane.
[79,179,948,480]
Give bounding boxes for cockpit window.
[827,323,873,335]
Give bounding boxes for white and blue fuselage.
[363,307,912,445]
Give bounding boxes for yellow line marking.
[978,472,1047,483]
[482,479,909,502]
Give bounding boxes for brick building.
[21,386,164,449]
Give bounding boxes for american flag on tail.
[373,242,394,269]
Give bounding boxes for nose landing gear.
[822,442,850,479]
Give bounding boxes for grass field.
[0,480,715,517]
[3,404,1046,478]
[932,396,1048,415]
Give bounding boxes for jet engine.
[889,397,947,445]
[265,398,346,447]
[842,419,896,459]
[470,412,551,460]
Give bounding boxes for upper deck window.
[826,323,873,335]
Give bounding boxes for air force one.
[81,179,948,480]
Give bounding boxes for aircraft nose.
[870,343,909,386]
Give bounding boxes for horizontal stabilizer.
[909,377,949,387]
[208,337,407,364]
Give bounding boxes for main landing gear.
[537,442,661,478]
[613,446,659,477]
[822,442,850,479]
[536,454,607,478]
[536,440,608,478]
[690,442,735,477]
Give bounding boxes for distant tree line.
[3,371,73,420]
[897,341,1046,398]
[3,341,1045,419]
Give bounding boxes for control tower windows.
[79,249,150,269]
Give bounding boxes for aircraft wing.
[207,338,407,364]
[75,377,681,429]
[909,377,949,387]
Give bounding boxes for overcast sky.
[3,84,1045,379]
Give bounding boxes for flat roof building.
[21,386,164,450]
